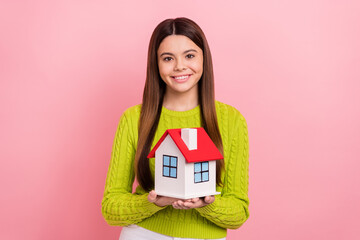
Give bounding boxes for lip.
[171,74,191,83]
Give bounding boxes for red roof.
[147,128,223,163]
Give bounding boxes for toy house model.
[147,128,223,199]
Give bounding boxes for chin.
[174,86,197,94]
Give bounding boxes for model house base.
[155,191,221,200]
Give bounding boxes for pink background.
[1,1,359,239]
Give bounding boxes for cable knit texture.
[101,101,250,239]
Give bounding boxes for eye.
[163,57,172,61]
[186,54,195,59]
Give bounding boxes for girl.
[101,17,250,240]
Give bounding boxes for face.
[157,35,203,95]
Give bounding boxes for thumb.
[204,195,215,204]
[147,190,157,202]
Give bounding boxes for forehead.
[157,35,202,54]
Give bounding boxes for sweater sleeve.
[195,112,250,229]
[101,110,165,226]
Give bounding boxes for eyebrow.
[159,49,198,57]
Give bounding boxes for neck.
[163,86,199,111]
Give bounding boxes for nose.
[174,58,186,71]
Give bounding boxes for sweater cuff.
[195,198,218,215]
[141,193,167,213]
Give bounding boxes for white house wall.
[184,160,217,198]
[155,135,186,198]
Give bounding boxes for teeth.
[174,75,189,80]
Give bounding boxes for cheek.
[191,61,203,74]
[190,57,203,72]
[158,63,173,75]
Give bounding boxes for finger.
[173,202,180,209]
[191,197,200,203]
[177,200,185,208]
[177,200,190,209]
[147,190,157,202]
[178,203,190,209]
[183,201,195,208]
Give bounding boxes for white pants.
[119,224,226,240]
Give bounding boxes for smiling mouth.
[171,74,191,81]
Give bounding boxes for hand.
[147,190,181,207]
[172,195,215,210]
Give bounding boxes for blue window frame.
[163,155,177,178]
[194,161,209,183]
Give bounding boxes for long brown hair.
[135,17,224,192]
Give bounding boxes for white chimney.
[181,128,197,150]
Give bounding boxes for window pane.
[171,157,177,167]
[194,173,201,183]
[170,168,177,178]
[202,161,209,171]
[202,172,209,181]
[163,167,169,176]
[194,163,201,172]
[163,156,170,166]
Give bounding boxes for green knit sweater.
[101,101,250,239]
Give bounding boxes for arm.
[194,113,250,229]
[101,111,166,226]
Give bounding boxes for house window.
[163,155,177,178]
[194,161,209,183]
